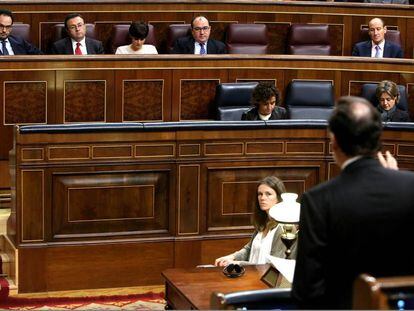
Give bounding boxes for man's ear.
[330,132,338,150]
[383,26,387,34]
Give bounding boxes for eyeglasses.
[0,24,12,31]
[193,26,210,32]
[68,23,84,30]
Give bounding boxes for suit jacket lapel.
[383,41,390,58]
[365,41,373,57]
[65,38,74,54]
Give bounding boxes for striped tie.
[374,45,380,58]
[200,43,206,55]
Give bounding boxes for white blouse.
[115,44,158,55]
[248,225,279,264]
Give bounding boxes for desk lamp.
[269,193,300,259]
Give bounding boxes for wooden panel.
[4,81,47,124]
[204,143,243,156]
[264,22,291,55]
[18,241,174,292]
[52,170,170,238]
[206,164,320,232]
[180,80,219,120]
[64,81,106,122]
[246,141,283,155]
[123,80,163,121]
[179,144,201,157]
[92,145,133,159]
[286,141,325,154]
[21,148,44,161]
[178,165,199,235]
[135,144,175,158]
[21,170,44,242]
[49,146,90,160]
[397,144,414,158]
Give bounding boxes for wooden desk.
[162,265,270,310]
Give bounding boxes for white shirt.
[248,225,278,264]
[71,38,87,55]
[258,112,272,120]
[194,41,208,54]
[371,40,385,58]
[115,44,158,55]
[1,38,14,55]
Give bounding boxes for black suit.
[171,36,226,54]
[292,157,414,309]
[7,35,42,55]
[50,37,105,55]
[352,40,403,58]
[241,106,287,120]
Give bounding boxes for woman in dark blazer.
[242,82,287,120]
[376,80,410,122]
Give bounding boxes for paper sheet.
[266,255,296,283]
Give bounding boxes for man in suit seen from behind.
[352,18,403,58]
[50,13,104,55]
[292,96,414,309]
[0,9,42,55]
[172,16,226,54]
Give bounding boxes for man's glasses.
[68,23,84,30]
[0,24,12,31]
[193,26,210,32]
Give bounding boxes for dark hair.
[64,13,84,29]
[376,80,400,103]
[252,176,286,232]
[0,9,13,23]
[251,82,281,107]
[129,21,149,40]
[191,16,209,29]
[328,96,382,157]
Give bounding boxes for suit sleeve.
[49,42,59,55]
[96,41,105,54]
[23,40,43,55]
[171,38,185,54]
[396,46,403,58]
[351,44,360,56]
[292,192,329,308]
[217,41,227,54]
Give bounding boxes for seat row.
[214,81,409,121]
[9,22,403,55]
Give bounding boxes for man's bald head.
[329,96,382,157]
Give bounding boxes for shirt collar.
[372,40,385,50]
[71,37,86,46]
[341,155,363,170]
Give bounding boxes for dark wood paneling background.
[9,124,414,292]
[2,56,414,209]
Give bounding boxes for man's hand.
[377,151,399,170]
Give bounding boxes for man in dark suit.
[172,16,226,54]
[352,18,403,58]
[50,13,104,55]
[292,96,414,309]
[0,9,42,55]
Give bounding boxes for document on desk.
[267,255,296,283]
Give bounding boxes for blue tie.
[1,40,9,55]
[374,45,380,58]
[200,43,206,55]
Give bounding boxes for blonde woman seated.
[214,176,297,267]
[115,21,158,55]
[376,80,410,122]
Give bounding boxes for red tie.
[75,42,82,55]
